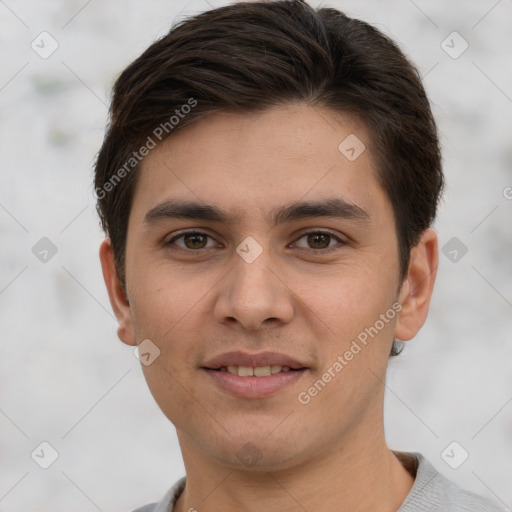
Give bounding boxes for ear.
[394,228,438,341]
[99,238,136,346]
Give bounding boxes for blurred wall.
[1,0,511,510]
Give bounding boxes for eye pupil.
[308,233,330,249]
[185,233,207,249]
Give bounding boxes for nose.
[213,247,295,331]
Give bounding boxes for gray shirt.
[132,452,507,512]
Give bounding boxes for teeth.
[238,366,254,377]
[254,366,271,377]
[223,365,292,377]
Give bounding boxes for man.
[95,1,505,510]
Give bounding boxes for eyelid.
[165,229,221,248]
[291,229,347,250]
[164,228,348,251]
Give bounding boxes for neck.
[174,427,414,512]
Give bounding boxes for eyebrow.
[143,197,370,227]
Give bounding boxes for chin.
[207,432,308,473]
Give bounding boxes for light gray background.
[1,0,511,510]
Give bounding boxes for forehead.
[129,103,389,226]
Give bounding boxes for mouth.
[201,351,309,398]
[209,365,300,377]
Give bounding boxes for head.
[97,0,442,472]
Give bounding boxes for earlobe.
[99,238,137,346]
[394,228,438,341]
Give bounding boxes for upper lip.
[202,351,308,370]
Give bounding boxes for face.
[101,102,437,472]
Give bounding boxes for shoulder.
[130,477,186,512]
[131,506,157,512]
[397,452,507,512]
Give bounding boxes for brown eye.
[307,233,331,249]
[294,231,342,250]
[183,233,208,249]
[167,231,216,250]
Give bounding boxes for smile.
[202,366,307,399]
[214,365,293,377]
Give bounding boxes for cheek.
[128,258,202,334]
[300,274,399,389]
[295,277,397,420]
[294,267,394,334]
[128,268,215,374]
[130,276,208,425]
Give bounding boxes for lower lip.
[202,368,307,399]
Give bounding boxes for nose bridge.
[231,243,279,308]
[214,238,294,329]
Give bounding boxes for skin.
[100,103,438,512]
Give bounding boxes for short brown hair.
[95,0,443,308]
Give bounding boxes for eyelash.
[165,229,346,253]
